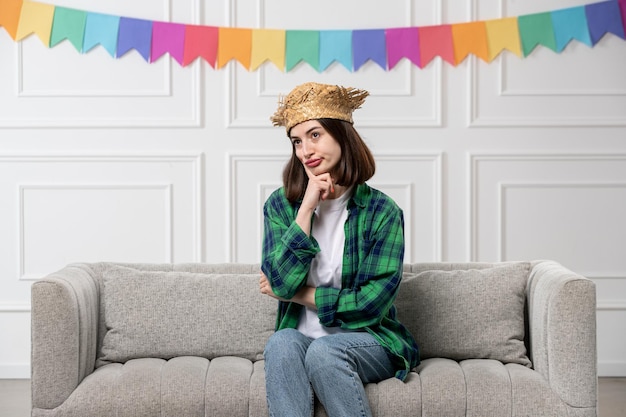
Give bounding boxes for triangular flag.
[319,30,352,71]
[451,21,489,63]
[285,30,319,71]
[586,0,625,44]
[518,12,557,56]
[250,29,285,71]
[83,12,120,57]
[183,24,218,67]
[386,27,420,69]
[217,27,252,69]
[117,17,152,62]
[0,0,23,40]
[50,7,87,51]
[15,0,55,45]
[419,25,455,67]
[151,21,185,65]
[485,17,522,59]
[551,6,592,52]
[353,29,386,71]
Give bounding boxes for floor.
[1,378,624,416]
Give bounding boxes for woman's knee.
[304,337,350,374]
[264,329,310,361]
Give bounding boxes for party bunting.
[0,0,624,71]
[151,21,185,65]
[286,30,318,71]
[15,0,54,45]
[518,13,558,56]
[386,27,420,69]
[551,6,593,52]
[586,0,626,44]
[485,17,522,60]
[0,0,23,39]
[83,12,120,57]
[217,28,251,69]
[251,29,285,71]
[50,7,86,51]
[452,22,489,63]
[319,30,352,71]
[419,25,455,67]
[116,17,152,62]
[353,29,386,70]
[183,25,217,67]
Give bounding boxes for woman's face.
[289,120,342,176]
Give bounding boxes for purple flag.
[585,0,625,44]
[353,29,387,71]
[117,17,152,62]
[151,21,186,65]
[386,27,420,69]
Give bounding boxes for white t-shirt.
[297,187,353,339]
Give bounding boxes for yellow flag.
[250,29,285,71]
[485,17,522,60]
[15,0,55,45]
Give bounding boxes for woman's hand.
[259,272,282,300]
[296,167,335,236]
[259,272,317,308]
[301,168,335,211]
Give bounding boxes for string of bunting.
[1,0,625,71]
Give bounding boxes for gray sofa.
[31,260,597,417]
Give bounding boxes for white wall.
[1,0,625,378]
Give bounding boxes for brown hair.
[282,119,376,203]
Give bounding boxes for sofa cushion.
[395,262,531,367]
[97,266,276,366]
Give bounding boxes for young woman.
[259,82,419,417]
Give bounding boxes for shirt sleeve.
[261,189,320,299]
[316,198,405,330]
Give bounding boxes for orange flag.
[485,17,522,60]
[250,29,285,71]
[0,0,23,39]
[451,21,489,63]
[15,0,55,46]
[217,27,252,69]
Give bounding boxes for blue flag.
[117,17,152,62]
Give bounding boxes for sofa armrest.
[31,264,100,410]
[527,260,597,409]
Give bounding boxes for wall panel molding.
[0,363,29,379]
[598,362,626,377]
[374,153,443,262]
[468,153,626,261]
[227,153,285,262]
[0,152,205,279]
[17,183,174,281]
[0,305,30,313]
[496,181,626,266]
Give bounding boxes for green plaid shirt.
[261,183,419,380]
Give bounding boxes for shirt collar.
[351,183,370,209]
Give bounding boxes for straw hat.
[270,82,369,133]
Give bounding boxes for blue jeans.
[264,328,396,417]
